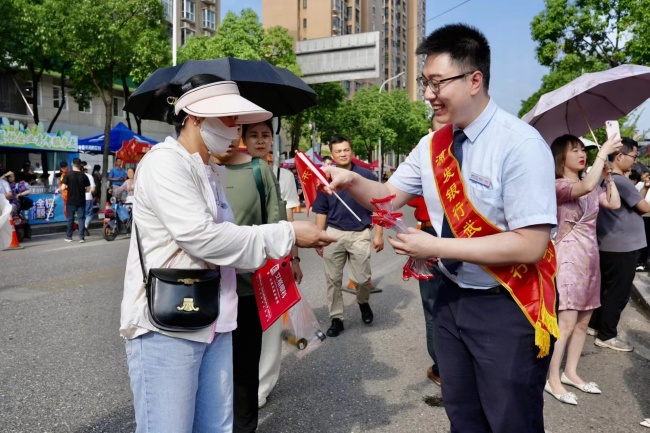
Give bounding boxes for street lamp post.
[378,72,405,179]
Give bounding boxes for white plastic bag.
[281,286,326,358]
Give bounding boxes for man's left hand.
[372,235,384,252]
[387,227,437,259]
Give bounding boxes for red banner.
[253,256,301,331]
[431,124,559,357]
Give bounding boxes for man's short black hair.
[416,23,491,91]
[630,169,642,182]
[59,161,68,168]
[72,158,82,168]
[322,155,332,162]
[620,137,639,155]
[330,135,351,147]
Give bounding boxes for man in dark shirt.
[313,136,384,337]
[61,158,90,243]
[590,138,650,351]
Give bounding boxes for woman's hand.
[602,161,613,182]
[291,221,337,248]
[599,134,623,156]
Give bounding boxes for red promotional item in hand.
[253,256,301,331]
[370,195,437,281]
[295,151,329,216]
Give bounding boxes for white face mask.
[200,117,239,154]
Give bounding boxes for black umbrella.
[123,58,317,121]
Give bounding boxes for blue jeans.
[84,200,93,229]
[126,331,234,433]
[66,204,85,240]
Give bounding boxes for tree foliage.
[335,86,430,162]
[520,0,650,122]
[179,9,298,73]
[61,0,170,204]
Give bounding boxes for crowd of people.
[3,19,646,433]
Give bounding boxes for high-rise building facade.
[161,0,220,47]
[262,0,425,99]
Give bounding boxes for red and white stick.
[296,152,361,222]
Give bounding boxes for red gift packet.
[253,256,301,331]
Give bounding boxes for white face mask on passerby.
[200,117,239,154]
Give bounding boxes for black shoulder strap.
[134,223,148,283]
[276,165,281,182]
[251,158,267,224]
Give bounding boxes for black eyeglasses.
[417,72,475,93]
[622,153,638,161]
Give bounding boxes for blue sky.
[221,0,650,134]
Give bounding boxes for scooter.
[103,195,132,241]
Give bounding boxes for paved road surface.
[1,212,649,432]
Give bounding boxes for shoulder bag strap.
[251,157,268,224]
[134,223,148,283]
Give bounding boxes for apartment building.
[262,0,426,97]
[161,0,221,46]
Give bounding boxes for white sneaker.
[79,239,86,243]
[586,327,597,336]
[64,238,72,242]
[637,265,645,271]
[258,397,267,409]
[595,337,633,352]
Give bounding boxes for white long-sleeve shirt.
[120,137,295,343]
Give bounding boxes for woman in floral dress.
[545,134,621,405]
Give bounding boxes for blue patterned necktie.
[440,129,467,275]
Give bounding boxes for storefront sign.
[0,118,78,152]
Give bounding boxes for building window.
[181,27,195,45]
[303,0,307,8]
[52,87,67,109]
[202,8,215,29]
[78,100,92,113]
[113,97,124,117]
[161,0,172,20]
[346,24,352,34]
[183,0,195,21]
[23,81,42,107]
[303,18,307,28]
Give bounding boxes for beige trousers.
[323,226,373,320]
[258,318,282,405]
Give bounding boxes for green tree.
[179,9,297,69]
[1,0,73,175]
[383,90,431,158]
[520,0,650,122]
[62,0,170,205]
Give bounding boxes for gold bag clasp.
[177,297,199,312]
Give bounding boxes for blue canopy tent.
[78,122,157,153]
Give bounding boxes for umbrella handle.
[575,98,600,149]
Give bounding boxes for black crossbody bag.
[135,224,221,332]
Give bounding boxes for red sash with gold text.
[431,124,559,357]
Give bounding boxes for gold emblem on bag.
[177,297,200,312]
[178,278,200,285]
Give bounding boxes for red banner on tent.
[253,256,301,331]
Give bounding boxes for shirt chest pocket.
[468,183,502,209]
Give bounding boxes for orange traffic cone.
[5,217,24,250]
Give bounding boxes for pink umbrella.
[522,64,650,144]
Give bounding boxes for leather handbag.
[135,224,221,332]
